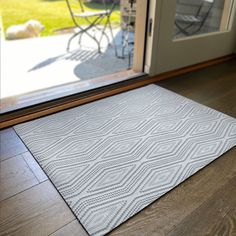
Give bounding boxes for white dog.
[6,20,45,40]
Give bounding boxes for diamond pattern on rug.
[14,84,236,236]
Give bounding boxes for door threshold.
[0,54,235,129]
[1,70,140,114]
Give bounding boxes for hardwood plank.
[158,60,236,116]
[50,220,88,236]
[157,59,236,95]
[110,147,236,236]
[0,155,38,201]
[167,176,236,236]
[22,152,48,183]
[0,128,27,161]
[209,208,236,236]
[158,65,236,103]
[180,75,236,105]
[0,181,75,236]
[204,88,236,117]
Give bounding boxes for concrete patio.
[1,28,133,99]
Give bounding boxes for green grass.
[0,0,120,37]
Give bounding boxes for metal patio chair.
[65,0,118,55]
[175,0,215,36]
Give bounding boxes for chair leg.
[128,42,134,69]
[67,30,84,52]
[175,21,203,36]
[107,16,118,57]
[120,29,125,59]
[98,18,110,46]
[67,22,95,52]
[68,16,103,53]
[83,30,102,53]
[98,21,111,45]
[88,20,110,46]
[121,29,130,59]
[190,21,207,35]
[175,22,191,36]
[78,33,83,46]
[85,15,116,55]
[82,16,109,53]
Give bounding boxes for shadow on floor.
[28,29,134,80]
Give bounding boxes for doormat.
[14,84,236,236]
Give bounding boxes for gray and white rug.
[14,84,236,236]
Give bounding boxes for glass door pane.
[0,0,147,113]
[173,0,234,39]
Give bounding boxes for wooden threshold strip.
[0,54,235,129]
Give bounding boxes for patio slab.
[1,29,133,98]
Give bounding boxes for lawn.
[0,0,121,37]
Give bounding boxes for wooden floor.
[1,59,236,236]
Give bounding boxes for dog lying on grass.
[6,20,45,40]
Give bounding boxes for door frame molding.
[133,0,149,72]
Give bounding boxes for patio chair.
[175,0,215,36]
[65,0,118,55]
